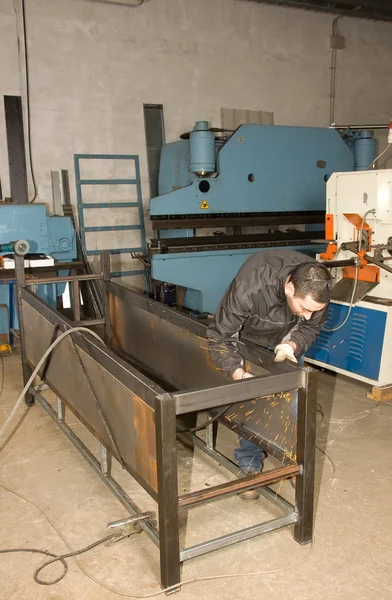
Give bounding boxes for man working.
[207,249,332,497]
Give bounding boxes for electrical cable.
[322,209,375,333]
[176,404,233,434]
[20,0,38,203]
[316,403,324,421]
[0,481,125,585]
[324,402,379,424]
[0,475,315,596]
[0,327,102,443]
[316,445,336,484]
[0,547,69,584]
[368,144,391,169]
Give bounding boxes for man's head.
[284,262,332,320]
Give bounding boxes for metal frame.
[74,154,147,277]
[15,252,317,591]
[4,95,29,204]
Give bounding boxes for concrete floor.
[0,350,391,600]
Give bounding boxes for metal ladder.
[74,154,147,278]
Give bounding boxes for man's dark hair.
[289,262,333,304]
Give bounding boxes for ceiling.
[240,0,392,22]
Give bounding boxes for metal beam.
[178,464,299,509]
[171,370,305,414]
[242,0,392,22]
[4,96,28,204]
[180,513,298,562]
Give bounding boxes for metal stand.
[14,255,33,405]
[14,258,317,590]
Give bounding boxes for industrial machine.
[149,121,369,313]
[0,203,76,349]
[15,251,317,590]
[306,169,392,399]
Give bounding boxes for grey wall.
[0,0,391,274]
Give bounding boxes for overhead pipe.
[330,124,390,130]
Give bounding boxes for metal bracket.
[107,511,157,538]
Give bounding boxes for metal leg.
[101,251,112,346]
[100,444,112,476]
[205,418,218,451]
[14,255,34,406]
[155,393,181,591]
[294,367,317,545]
[57,397,66,423]
[71,279,81,322]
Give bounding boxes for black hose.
[177,404,233,434]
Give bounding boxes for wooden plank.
[367,385,392,402]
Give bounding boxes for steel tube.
[294,368,317,545]
[14,255,34,405]
[172,370,305,415]
[178,464,299,509]
[330,124,389,130]
[180,513,298,562]
[155,394,181,590]
[177,431,295,514]
[322,258,358,268]
[24,273,102,285]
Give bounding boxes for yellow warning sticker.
[200,200,209,209]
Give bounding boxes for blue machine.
[306,303,386,381]
[340,129,377,171]
[0,204,76,343]
[149,122,358,313]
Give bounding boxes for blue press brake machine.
[0,204,76,347]
[149,122,373,313]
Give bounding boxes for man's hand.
[274,343,298,363]
[232,368,255,380]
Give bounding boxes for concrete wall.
[1,0,392,274]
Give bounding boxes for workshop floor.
[0,351,391,600]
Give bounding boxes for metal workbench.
[14,252,317,591]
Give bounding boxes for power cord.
[176,404,233,434]
[368,144,391,170]
[0,326,103,442]
[322,209,375,333]
[0,533,125,586]
[323,402,379,424]
[0,474,315,597]
[315,445,336,484]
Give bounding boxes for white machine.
[306,169,392,399]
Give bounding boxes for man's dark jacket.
[207,250,329,377]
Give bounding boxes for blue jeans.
[234,353,304,472]
[234,439,267,472]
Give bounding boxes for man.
[207,249,332,498]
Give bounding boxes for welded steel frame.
[15,254,317,591]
